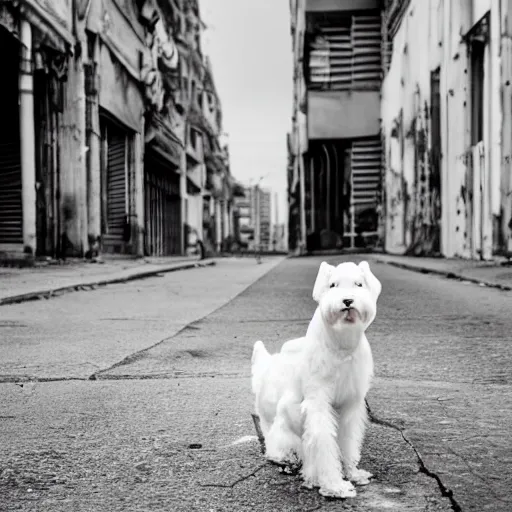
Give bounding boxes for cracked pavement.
[1,255,511,511]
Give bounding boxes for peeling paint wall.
[382,0,441,255]
[382,0,510,259]
[501,0,512,253]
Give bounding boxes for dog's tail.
[251,340,271,394]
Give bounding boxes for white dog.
[251,260,382,499]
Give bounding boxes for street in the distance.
[1,255,511,511]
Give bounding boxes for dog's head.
[312,260,381,333]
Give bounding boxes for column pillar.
[180,149,188,255]
[85,36,102,255]
[19,20,37,256]
[133,118,145,256]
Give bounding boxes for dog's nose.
[343,299,354,308]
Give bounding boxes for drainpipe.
[299,153,307,253]
[19,20,37,257]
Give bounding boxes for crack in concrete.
[198,463,267,489]
[366,401,462,512]
[0,376,87,384]
[0,373,248,384]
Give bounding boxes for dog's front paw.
[301,476,318,490]
[347,468,373,486]
[319,479,356,499]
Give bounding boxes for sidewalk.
[369,253,512,291]
[0,255,216,306]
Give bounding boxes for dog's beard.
[341,307,359,324]
[323,306,365,331]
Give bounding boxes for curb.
[373,258,512,292]
[288,248,381,258]
[0,259,216,307]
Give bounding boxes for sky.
[200,0,293,225]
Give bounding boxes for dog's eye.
[329,283,336,288]
[355,282,363,287]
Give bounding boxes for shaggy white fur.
[251,260,382,499]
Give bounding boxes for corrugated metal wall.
[106,130,127,242]
[0,29,22,245]
[100,116,129,252]
[307,12,381,90]
[0,141,22,244]
[144,150,181,256]
[351,15,381,86]
[309,24,352,89]
[351,137,382,208]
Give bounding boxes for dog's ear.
[312,261,335,303]
[359,261,382,301]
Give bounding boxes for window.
[469,16,488,146]
[191,80,196,104]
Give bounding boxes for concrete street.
[1,255,511,511]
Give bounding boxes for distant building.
[233,184,273,251]
[256,188,272,251]
[0,0,240,264]
[381,0,512,259]
[234,192,254,249]
[272,223,287,252]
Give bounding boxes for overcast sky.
[201,0,293,224]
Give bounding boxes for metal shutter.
[0,140,22,244]
[308,13,381,90]
[309,25,351,90]
[106,130,126,241]
[144,150,181,256]
[164,192,181,255]
[351,14,382,87]
[351,138,382,206]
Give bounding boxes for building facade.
[233,191,254,249]
[288,0,384,254]
[255,187,272,251]
[0,0,76,259]
[0,0,236,263]
[382,0,512,259]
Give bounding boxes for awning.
[145,112,184,168]
[99,43,144,132]
[19,0,75,53]
[87,0,149,81]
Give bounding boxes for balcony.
[186,126,204,164]
[308,90,380,139]
[305,9,382,139]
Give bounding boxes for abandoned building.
[382,0,512,259]
[289,0,512,260]
[0,0,240,263]
[288,0,383,253]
